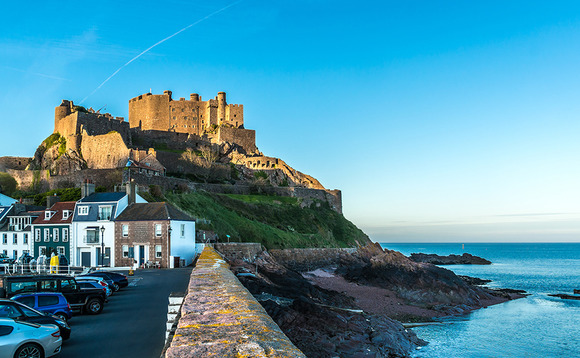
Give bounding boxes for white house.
[71,190,145,267]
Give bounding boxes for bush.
[0,172,17,196]
[254,171,268,180]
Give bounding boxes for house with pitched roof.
[30,201,76,260]
[71,189,146,267]
[0,205,42,260]
[114,202,196,268]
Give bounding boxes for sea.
[379,243,580,358]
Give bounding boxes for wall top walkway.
[165,246,306,358]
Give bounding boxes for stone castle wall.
[0,157,31,171]
[129,91,245,138]
[81,132,131,169]
[269,247,358,272]
[218,127,256,154]
[7,168,123,192]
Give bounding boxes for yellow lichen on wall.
[165,246,306,358]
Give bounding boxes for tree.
[0,172,17,195]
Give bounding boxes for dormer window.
[44,211,53,220]
[62,210,70,220]
[78,206,89,215]
[98,206,112,221]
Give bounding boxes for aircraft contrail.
[79,0,242,104]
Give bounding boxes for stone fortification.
[54,100,131,152]
[80,131,130,169]
[165,246,306,358]
[269,248,358,272]
[129,91,244,135]
[0,157,31,171]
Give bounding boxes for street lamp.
[100,226,105,267]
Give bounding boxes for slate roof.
[0,206,12,222]
[79,192,126,203]
[0,193,17,206]
[31,201,76,225]
[115,203,195,222]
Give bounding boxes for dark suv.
[0,275,106,315]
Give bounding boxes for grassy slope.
[165,191,370,249]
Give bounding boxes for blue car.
[11,292,73,321]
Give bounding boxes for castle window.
[173,116,176,120]
[172,108,175,112]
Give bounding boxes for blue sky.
[1,1,579,242]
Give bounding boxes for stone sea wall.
[270,247,357,272]
[165,246,306,357]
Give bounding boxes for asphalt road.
[58,267,193,358]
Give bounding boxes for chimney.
[126,180,136,205]
[81,179,95,198]
[46,194,60,209]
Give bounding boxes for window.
[12,250,17,259]
[60,279,77,293]
[44,211,52,220]
[155,224,162,237]
[38,295,59,307]
[155,245,162,258]
[35,229,40,242]
[85,229,99,244]
[98,206,112,221]
[39,247,47,256]
[15,296,35,308]
[57,247,65,256]
[0,304,22,319]
[78,206,89,215]
[128,246,134,258]
[122,225,128,237]
[181,224,185,237]
[53,228,59,242]
[41,280,58,292]
[62,210,70,220]
[44,229,50,242]
[122,245,129,258]
[24,234,28,244]
[2,234,6,244]
[2,250,7,256]
[13,234,17,244]
[9,282,37,295]
[62,228,68,242]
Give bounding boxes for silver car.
[0,318,62,358]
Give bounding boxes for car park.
[11,293,73,321]
[0,318,62,358]
[0,299,70,340]
[0,275,106,315]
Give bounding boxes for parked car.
[0,275,106,315]
[0,318,62,358]
[86,271,129,291]
[77,275,115,293]
[0,253,13,265]
[11,293,73,321]
[76,280,112,297]
[0,299,70,340]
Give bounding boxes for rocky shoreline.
[224,243,524,357]
[410,252,492,265]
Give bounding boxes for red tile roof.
[31,201,76,225]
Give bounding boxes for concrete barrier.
[165,246,306,357]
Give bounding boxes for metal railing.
[0,263,88,276]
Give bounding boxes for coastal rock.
[458,275,492,286]
[336,244,498,313]
[409,253,491,265]
[548,293,580,300]
[230,251,426,358]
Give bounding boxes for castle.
[1,90,341,212]
[54,90,256,154]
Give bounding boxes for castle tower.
[217,92,226,125]
[54,100,72,133]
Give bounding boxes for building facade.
[114,203,196,268]
[0,208,39,260]
[30,202,75,259]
